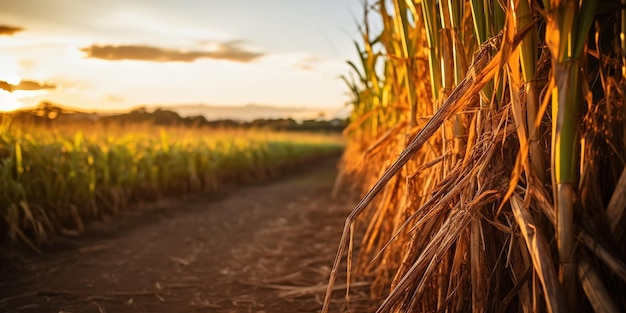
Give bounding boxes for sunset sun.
[0,90,23,112]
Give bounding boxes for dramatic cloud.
[0,25,23,36]
[0,81,12,92]
[81,41,264,63]
[0,80,56,92]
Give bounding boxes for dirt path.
[0,158,373,313]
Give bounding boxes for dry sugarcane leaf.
[606,166,626,235]
[577,259,621,313]
[510,194,566,313]
[579,231,626,283]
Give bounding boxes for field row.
[0,124,343,250]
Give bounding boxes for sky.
[0,0,364,113]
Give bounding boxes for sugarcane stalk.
[445,0,468,161]
[545,0,598,308]
[421,0,442,106]
[516,0,545,183]
[622,0,626,153]
[438,0,455,95]
[392,0,417,127]
[552,59,581,307]
[470,0,493,106]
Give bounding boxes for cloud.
[0,25,23,36]
[0,80,56,92]
[80,41,264,63]
[292,55,323,71]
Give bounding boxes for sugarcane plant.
[0,123,343,250]
[326,0,626,312]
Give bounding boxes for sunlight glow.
[14,90,49,99]
[0,74,21,86]
[0,55,22,85]
[0,1,358,114]
[0,90,24,112]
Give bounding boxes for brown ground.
[0,158,376,313]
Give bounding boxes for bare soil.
[0,158,375,313]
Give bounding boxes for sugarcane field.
[2,0,626,312]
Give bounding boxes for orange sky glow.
[0,1,362,114]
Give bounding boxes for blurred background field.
[0,105,344,251]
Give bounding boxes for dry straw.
[326,1,626,312]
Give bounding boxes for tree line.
[2,102,346,133]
